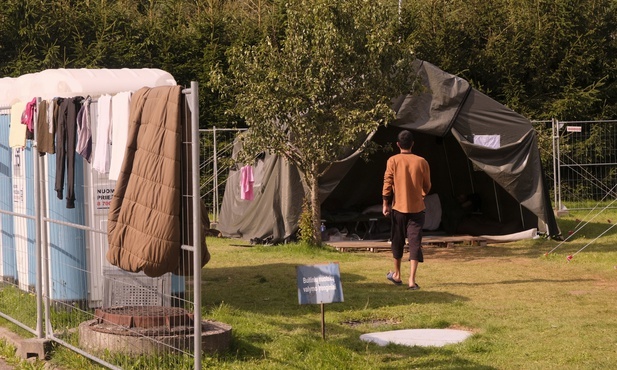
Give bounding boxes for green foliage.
[213,0,414,172]
[0,285,37,329]
[211,0,416,241]
[3,0,617,127]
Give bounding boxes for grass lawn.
[200,212,617,369]
[1,211,616,369]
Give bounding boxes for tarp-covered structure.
[0,68,176,106]
[218,60,560,243]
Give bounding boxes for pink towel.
[240,165,254,200]
[21,98,37,132]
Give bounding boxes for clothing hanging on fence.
[7,89,159,212]
[92,94,112,174]
[76,96,92,163]
[107,85,186,277]
[36,99,55,155]
[54,96,82,209]
[21,98,36,141]
[108,91,132,181]
[9,102,27,148]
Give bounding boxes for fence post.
[190,81,202,370]
[213,126,218,223]
[33,122,43,339]
[552,118,562,212]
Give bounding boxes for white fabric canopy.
[0,68,176,106]
[0,77,15,107]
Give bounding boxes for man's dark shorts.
[390,209,425,262]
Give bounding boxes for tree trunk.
[309,172,322,245]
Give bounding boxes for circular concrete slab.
[360,329,472,347]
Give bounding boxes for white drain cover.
[360,329,472,347]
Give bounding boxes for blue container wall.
[172,274,184,295]
[0,114,16,281]
[46,153,87,302]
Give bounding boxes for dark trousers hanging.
[55,97,81,209]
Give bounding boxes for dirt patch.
[341,318,401,327]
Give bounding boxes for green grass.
[1,210,617,369]
[199,211,617,369]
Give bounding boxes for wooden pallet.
[330,235,487,253]
[422,235,487,248]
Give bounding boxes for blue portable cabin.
[1,68,185,307]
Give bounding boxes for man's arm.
[422,159,432,195]
[382,159,394,216]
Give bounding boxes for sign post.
[296,262,344,340]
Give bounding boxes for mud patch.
[341,318,401,327]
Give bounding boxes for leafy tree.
[211,0,416,244]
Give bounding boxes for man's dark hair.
[397,130,414,150]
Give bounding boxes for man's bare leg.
[408,259,419,288]
[392,258,402,281]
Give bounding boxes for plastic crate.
[103,268,171,307]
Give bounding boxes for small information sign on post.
[296,262,344,340]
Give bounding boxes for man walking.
[383,130,431,290]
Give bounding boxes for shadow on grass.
[203,260,499,369]
[421,237,615,261]
[438,277,594,287]
[202,263,468,315]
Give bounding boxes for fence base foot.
[17,338,53,360]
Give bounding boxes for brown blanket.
[106,86,209,277]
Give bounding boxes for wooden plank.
[330,235,487,253]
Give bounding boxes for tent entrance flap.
[320,127,538,238]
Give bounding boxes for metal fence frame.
[550,119,617,211]
[0,82,203,370]
[199,127,246,224]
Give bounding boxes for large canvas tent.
[218,60,560,243]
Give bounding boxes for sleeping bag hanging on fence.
[106,85,210,277]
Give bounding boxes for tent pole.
[443,138,455,196]
[493,181,502,222]
[466,158,475,194]
[213,126,218,223]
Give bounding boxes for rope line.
[568,221,617,261]
[545,184,617,256]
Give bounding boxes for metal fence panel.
[553,120,617,211]
[199,128,246,224]
[0,106,42,337]
[0,84,208,369]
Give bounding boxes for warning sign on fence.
[566,125,582,132]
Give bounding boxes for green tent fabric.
[218,60,560,243]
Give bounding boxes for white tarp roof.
[0,68,176,106]
[0,77,15,107]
